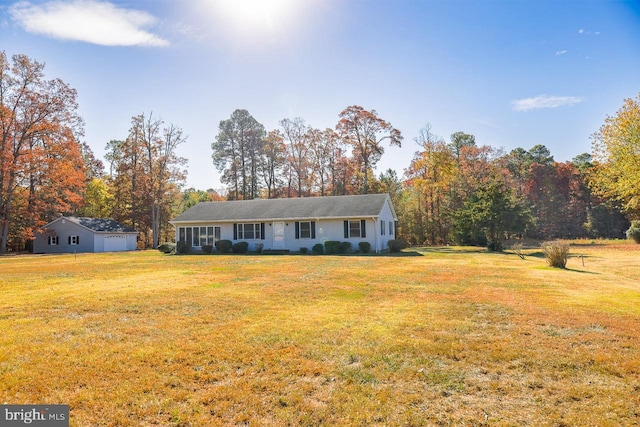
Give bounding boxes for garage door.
[104,235,128,252]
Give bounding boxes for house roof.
[47,217,137,233]
[171,194,396,223]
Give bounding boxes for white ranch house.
[170,194,398,253]
[33,217,138,254]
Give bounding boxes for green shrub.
[325,241,342,254]
[232,241,249,253]
[176,241,190,255]
[215,240,232,254]
[299,247,308,254]
[323,241,352,254]
[312,243,324,254]
[254,243,264,254]
[486,239,503,252]
[388,239,409,253]
[157,242,175,254]
[542,240,570,268]
[358,241,371,253]
[626,220,640,243]
[201,245,214,254]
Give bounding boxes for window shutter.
[233,224,238,240]
[295,222,300,239]
[77,236,79,245]
[361,220,366,238]
[311,221,316,239]
[261,223,265,240]
[344,221,349,238]
[68,236,71,245]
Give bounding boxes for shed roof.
[172,194,395,223]
[53,217,137,233]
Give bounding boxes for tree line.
[210,108,632,250]
[400,129,628,249]
[211,106,402,200]
[1,52,638,252]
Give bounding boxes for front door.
[273,222,285,249]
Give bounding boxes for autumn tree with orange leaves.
[404,125,457,244]
[307,128,346,196]
[336,105,402,194]
[106,113,186,248]
[280,117,313,197]
[0,52,86,252]
[261,130,286,199]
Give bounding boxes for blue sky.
[2,0,639,191]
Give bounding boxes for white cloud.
[578,28,600,36]
[555,49,567,56]
[9,0,169,47]
[511,95,583,112]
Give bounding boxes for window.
[344,220,366,239]
[69,236,79,245]
[349,220,361,238]
[207,227,214,246]
[381,220,386,236]
[200,227,207,246]
[389,221,394,236]
[237,223,261,240]
[48,236,59,245]
[179,226,223,248]
[295,221,316,239]
[300,222,311,239]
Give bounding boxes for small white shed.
[33,217,138,254]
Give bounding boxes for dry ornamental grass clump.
[542,240,570,268]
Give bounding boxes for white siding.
[34,219,137,254]
[94,233,137,252]
[103,235,128,251]
[33,219,94,253]
[377,199,397,252]
[172,195,398,253]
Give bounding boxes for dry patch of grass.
[1,245,639,426]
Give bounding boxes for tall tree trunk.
[1,216,10,253]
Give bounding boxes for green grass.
[1,243,639,425]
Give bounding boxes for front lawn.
[1,243,639,425]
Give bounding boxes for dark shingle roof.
[65,217,136,233]
[172,194,393,222]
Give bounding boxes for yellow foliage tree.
[591,94,640,218]
[80,178,114,218]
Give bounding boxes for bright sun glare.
[215,0,297,36]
